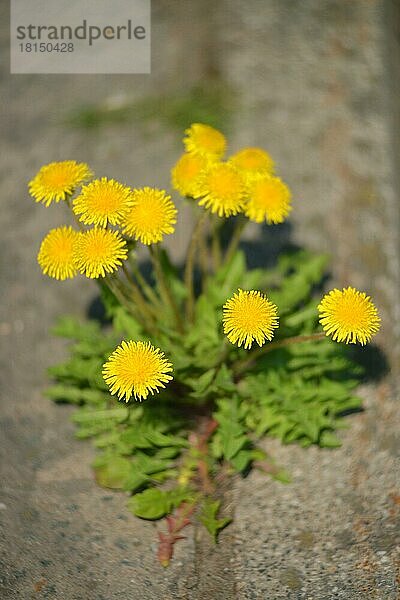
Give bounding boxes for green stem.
[211,216,222,272]
[234,331,327,375]
[223,217,247,265]
[104,277,138,320]
[184,212,208,322]
[149,246,184,334]
[104,270,156,336]
[129,254,162,309]
[198,215,210,290]
[121,263,158,326]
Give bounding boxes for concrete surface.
[1,1,399,598]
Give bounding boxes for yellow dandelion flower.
[73,177,133,228]
[245,174,292,224]
[102,340,173,402]
[229,147,274,181]
[184,123,226,159]
[29,160,92,206]
[73,228,127,279]
[194,162,247,218]
[37,226,78,281]
[171,152,211,197]
[223,289,279,349]
[318,287,380,345]
[121,187,177,245]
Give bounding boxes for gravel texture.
[0,1,399,598]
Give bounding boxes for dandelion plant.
[31,122,380,566]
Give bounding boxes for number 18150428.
[19,42,74,52]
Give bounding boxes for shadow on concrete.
[348,343,390,383]
[222,220,298,270]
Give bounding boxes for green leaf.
[123,471,150,492]
[72,406,127,440]
[127,487,192,520]
[128,489,170,520]
[144,429,188,448]
[319,430,342,448]
[222,432,247,461]
[284,303,318,329]
[213,364,236,393]
[155,447,181,460]
[271,469,292,484]
[151,469,179,483]
[229,449,253,472]
[93,455,132,490]
[269,251,330,312]
[193,295,219,330]
[72,406,128,425]
[48,356,107,390]
[239,341,362,447]
[254,407,283,437]
[134,452,173,475]
[45,385,107,406]
[51,315,100,340]
[119,426,154,450]
[119,421,187,452]
[216,249,246,289]
[213,397,249,460]
[205,250,246,306]
[199,499,231,542]
[187,368,216,397]
[113,306,144,339]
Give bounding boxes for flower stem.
[104,277,140,321]
[64,194,158,334]
[121,263,158,324]
[104,268,157,336]
[149,246,184,334]
[211,216,222,272]
[128,255,162,310]
[234,331,327,374]
[198,215,210,290]
[223,216,247,265]
[184,212,207,322]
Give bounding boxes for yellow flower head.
[171,152,210,197]
[318,287,380,345]
[121,187,177,245]
[29,160,92,206]
[73,177,133,228]
[229,147,274,182]
[73,228,127,279]
[245,174,292,224]
[223,289,279,349]
[37,226,78,281]
[102,340,173,402]
[194,162,246,218]
[183,123,226,159]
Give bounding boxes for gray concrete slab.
[1,1,399,598]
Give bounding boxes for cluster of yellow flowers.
[31,123,292,284]
[31,162,177,281]
[29,124,381,403]
[172,123,291,222]
[98,285,381,403]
